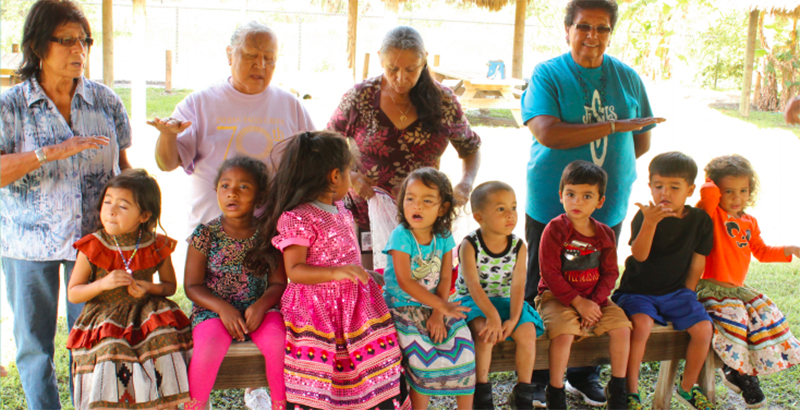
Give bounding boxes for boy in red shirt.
[537,161,631,410]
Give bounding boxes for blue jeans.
[2,258,84,410]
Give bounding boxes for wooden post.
[362,53,370,80]
[165,50,173,93]
[12,43,20,53]
[740,9,759,117]
[653,360,679,410]
[132,0,146,122]
[84,53,91,79]
[347,0,358,81]
[512,0,526,79]
[434,54,440,67]
[103,0,114,87]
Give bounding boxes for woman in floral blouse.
[327,26,481,269]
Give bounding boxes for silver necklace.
[111,230,143,274]
[412,233,437,268]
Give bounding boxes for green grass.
[5,263,800,408]
[113,87,193,120]
[714,107,800,139]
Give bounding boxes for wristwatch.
[35,148,48,165]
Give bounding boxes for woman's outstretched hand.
[146,117,192,137]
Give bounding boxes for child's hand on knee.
[501,319,518,340]
[244,303,267,333]
[572,297,602,328]
[427,311,447,344]
[479,315,504,344]
[436,300,470,319]
[219,304,248,341]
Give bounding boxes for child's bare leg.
[468,318,494,384]
[680,320,713,392]
[628,314,654,393]
[511,322,537,384]
[456,393,474,410]
[410,389,430,410]
[607,326,631,378]
[549,334,574,388]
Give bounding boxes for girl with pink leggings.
[183,157,288,409]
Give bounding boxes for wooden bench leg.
[653,359,679,410]
[698,349,717,404]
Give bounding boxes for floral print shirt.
[189,217,266,327]
[0,77,131,260]
[327,75,481,230]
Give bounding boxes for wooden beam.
[347,0,358,81]
[165,50,172,93]
[741,9,759,117]
[103,0,113,87]
[132,0,146,122]
[512,0,526,79]
[362,52,370,80]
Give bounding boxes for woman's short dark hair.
[564,0,619,30]
[380,26,444,134]
[18,0,92,81]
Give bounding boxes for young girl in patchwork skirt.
[250,131,407,410]
[184,157,287,410]
[696,155,800,409]
[67,169,192,409]
[382,167,476,410]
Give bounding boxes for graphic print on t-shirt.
[725,219,751,249]
[561,239,601,284]
[216,116,287,160]
[582,89,618,166]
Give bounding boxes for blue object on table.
[487,60,505,80]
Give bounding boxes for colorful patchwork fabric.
[68,229,192,409]
[698,280,800,375]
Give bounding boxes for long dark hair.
[396,167,456,238]
[380,26,444,134]
[97,169,162,234]
[18,0,92,81]
[245,131,354,274]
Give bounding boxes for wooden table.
[431,66,527,127]
[1,52,23,87]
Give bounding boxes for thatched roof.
[733,0,800,16]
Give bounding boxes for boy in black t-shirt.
[613,152,715,410]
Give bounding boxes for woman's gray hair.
[230,21,276,48]
[379,26,426,59]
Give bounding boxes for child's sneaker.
[674,385,715,410]
[545,384,568,410]
[603,377,627,410]
[739,375,766,408]
[475,382,495,410]
[626,393,644,410]
[719,366,742,394]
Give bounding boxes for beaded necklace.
[112,230,143,274]
[411,233,437,277]
[569,57,607,109]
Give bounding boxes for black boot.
[545,384,567,410]
[603,376,627,410]
[474,382,495,410]
[510,382,538,410]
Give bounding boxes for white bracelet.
[609,119,616,134]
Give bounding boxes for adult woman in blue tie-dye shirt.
[0,1,131,409]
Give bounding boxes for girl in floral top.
[327,26,481,270]
[184,156,287,410]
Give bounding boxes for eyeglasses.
[573,23,612,35]
[50,37,94,48]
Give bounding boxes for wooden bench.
[213,325,721,409]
